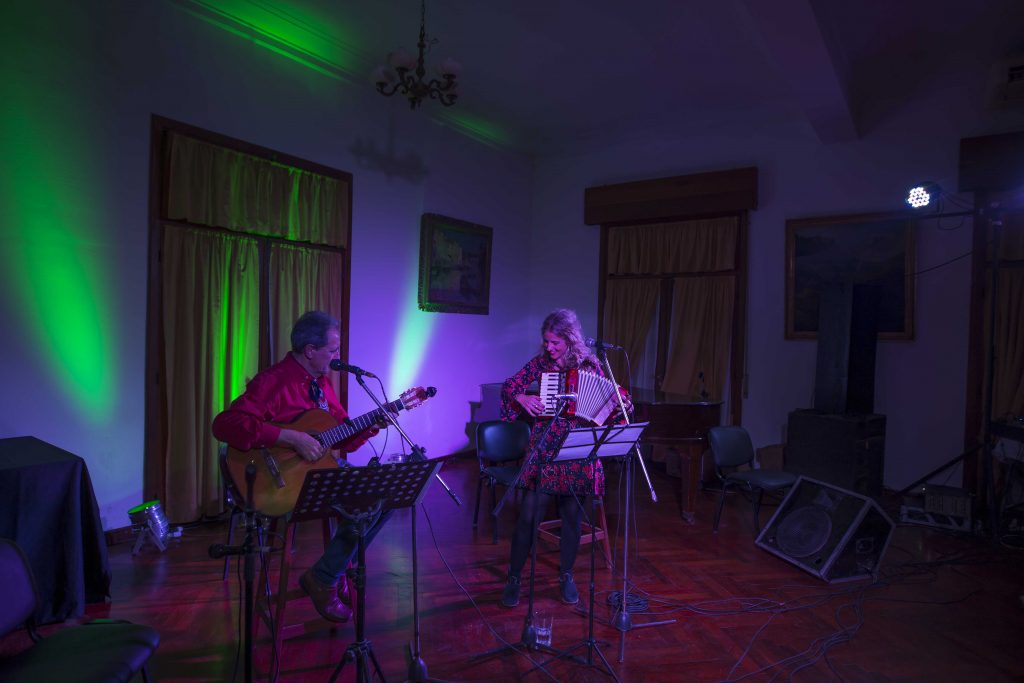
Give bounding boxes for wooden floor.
[76,457,1024,682]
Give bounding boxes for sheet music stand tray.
[290,461,440,683]
[530,421,648,682]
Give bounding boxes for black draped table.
[0,436,111,623]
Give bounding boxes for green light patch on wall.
[174,0,365,82]
[387,255,437,395]
[0,86,116,420]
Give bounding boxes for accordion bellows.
[539,369,621,425]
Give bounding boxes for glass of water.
[534,609,553,647]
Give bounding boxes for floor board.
[69,457,1024,681]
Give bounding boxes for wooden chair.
[253,514,336,668]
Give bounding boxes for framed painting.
[418,213,492,314]
[785,211,916,340]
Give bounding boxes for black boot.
[501,574,521,607]
[558,571,578,605]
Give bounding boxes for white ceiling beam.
[740,0,859,143]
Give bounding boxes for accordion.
[538,369,621,425]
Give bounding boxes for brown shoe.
[299,569,352,623]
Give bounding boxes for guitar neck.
[317,399,404,448]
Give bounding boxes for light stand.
[591,343,675,662]
[897,202,1004,538]
[352,373,460,683]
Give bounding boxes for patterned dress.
[501,354,625,496]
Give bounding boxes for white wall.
[2,1,1021,529]
[528,62,1024,490]
[0,1,535,527]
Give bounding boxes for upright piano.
[632,387,722,523]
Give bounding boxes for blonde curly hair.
[540,308,596,370]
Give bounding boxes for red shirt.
[212,354,368,455]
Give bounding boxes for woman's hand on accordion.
[516,393,546,417]
[616,389,633,422]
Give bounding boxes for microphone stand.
[352,373,458,683]
[208,463,264,683]
[473,398,570,670]
[592,344,674,663]
[355,374,461,507]
[493,396,571,517]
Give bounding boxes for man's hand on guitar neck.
[277,428,326,462]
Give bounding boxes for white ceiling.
[210,0,1024,154]
[374,0,1024,153]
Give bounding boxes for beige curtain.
[991,211,1024,418]
[165,132,349,248]
[607,218,737,275]
[162,227,260,521]
[269,243,346,400]
[662,276,735,397]
[604,216,738,399]
[602,279,660,383]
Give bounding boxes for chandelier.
[372,0,460,109]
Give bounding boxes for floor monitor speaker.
[755,476,894,583]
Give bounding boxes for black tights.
[508,489,587,578]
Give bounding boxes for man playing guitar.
[212,310,386,624]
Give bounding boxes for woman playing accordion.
[498,308,632,608]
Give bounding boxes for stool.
[537,496,613,568]
[253,515,337,669]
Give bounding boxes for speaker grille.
[776,505,832,558]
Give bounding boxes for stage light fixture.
[906,182,941,209]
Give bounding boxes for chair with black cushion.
[473,420,530,544]
[0,537,160,682]
[708,425,798,534]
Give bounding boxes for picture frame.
[785,211,916,340]
[418,213,493,314]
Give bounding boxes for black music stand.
[290,460,441,683]
[527,422,648,683]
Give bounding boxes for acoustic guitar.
[223,386,435,516]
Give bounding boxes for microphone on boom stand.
[207,462,262,683]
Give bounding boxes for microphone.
[585,337,623,351]
[208,543,240,559]
[208,543,273,558]
[330,359,378,378]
